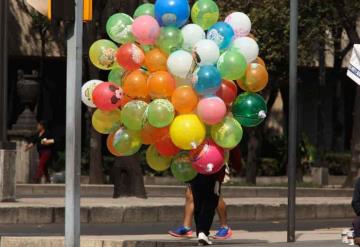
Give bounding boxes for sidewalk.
[0,228,345,247]
[0,196,354,224]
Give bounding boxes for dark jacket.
[352,178,360,216]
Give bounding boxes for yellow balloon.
[170,114,206,150]
[92,109,122,134]
[146,145,172,172]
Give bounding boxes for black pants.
[191,174,221,237]
[354,216,360,238]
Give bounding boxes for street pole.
[288,0,298,243]
[65,0,83,246]
[0,0,9,147]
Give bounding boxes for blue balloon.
[207,22,235,51]
[193,65,222,96]
[154,0,190,28]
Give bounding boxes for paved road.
[0,219,351,236]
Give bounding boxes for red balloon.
[155,135,180,157]
[190,139,225,175]
[92,82,123,111]
[216,80,238,106]
[116,43,145,71]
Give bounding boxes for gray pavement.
[0,219,352,236]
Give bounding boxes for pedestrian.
[190,166,225,246]
[25,121,55,183]
[168,179,232,240]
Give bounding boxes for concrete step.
[16,184,353,198]
[0,228,344,247]
[0,197,354,225]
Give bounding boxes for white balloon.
[192,39,220,65]
[225,12,251,38]
[81,79,103,108]
[167,50,195,80]
[181,24,206,52]
[232,37,259,63]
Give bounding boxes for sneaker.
[198,232,212,245]
[212,227,232,240]
[168,226,193,238]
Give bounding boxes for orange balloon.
[144,48,168,72]
[147,71,176,99]
[254,57,266,68]
[107,133,122,157]
[237,63,269,92]
[123,70,148,99]
[171,86,198,114]
[141,123,169,145]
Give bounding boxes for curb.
[0,203,354,224]
[16,184,353,198]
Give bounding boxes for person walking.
[25,121,55,183]
[168,184,232,240]
[190,167,225,245]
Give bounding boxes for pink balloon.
[190,139,225,175]
[132,16,160,45]
[197,96,227,125]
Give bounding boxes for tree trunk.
[246,129,260,185]
[343,86,360,187]
[111,155,147,198]
[89,118,104,184]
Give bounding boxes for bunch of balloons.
[82,0,269,183]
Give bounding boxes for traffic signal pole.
[65,0,83,246]
[287,0,298,242]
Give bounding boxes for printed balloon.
[113,128,142,156]
[92,82,123,111]
[134,3,155,18]
[232,37,259,64]
[225,12,251,37]
[206,22,235,51]
[116,43,145,71]
[154,0,190,28]
[89,40,118,70]
[106,13,134,44]
[211,116,243,149]
[191,0,219,30]
[121,100,148,131]
[82,79,102,107]
[193,39,220,65]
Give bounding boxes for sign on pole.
[347,44,360,85]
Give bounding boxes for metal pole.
[65,0,83,246]
[287,0,298,243]
[0,0,9,146]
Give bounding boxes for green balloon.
[171,152,198,182]
[191,0,219,30]
[217,49,247,80]
[113,128,142,156]
[134,3,155,18]
[121,100,148,131]
[211,116,243,149]
[232,92,267,127]
[147,99,175,128]
[141,44,154,53]
[106,13,135,44]
[146,145,172,172]
[156,27,183,54]
[108,67,125,86]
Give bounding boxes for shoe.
[212,227,232,240]
[198,232,212,245]
[168,226,193,238]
